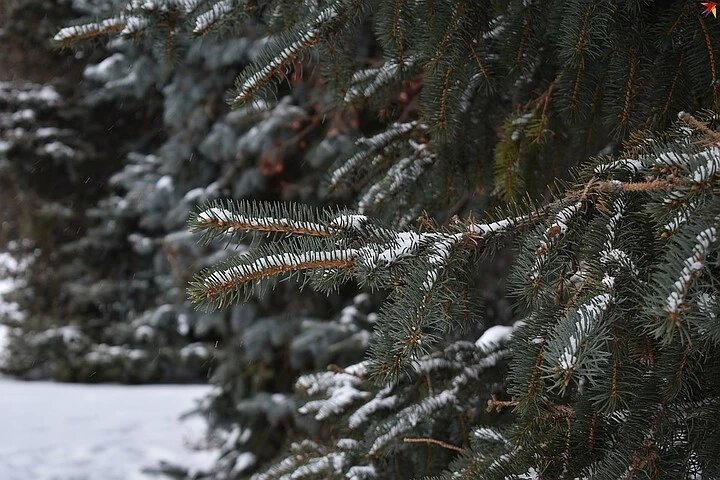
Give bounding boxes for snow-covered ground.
[0,379,215,480]
[0,252,216,479]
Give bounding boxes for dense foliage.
[3,0,720,478]
[191,114,720,479]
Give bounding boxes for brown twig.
[202,258,354,300]
[486,396,518,413]
[199,218,330,237]
[589,178,682,193]
[403,436,465,453]
[678,111,720,144]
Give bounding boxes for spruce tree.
[49,0,720,478]
[7,0,372,474]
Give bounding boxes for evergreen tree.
[191,112,720,478]
[27,0,720,478]
[5,0,371,474]
[0,0,147,380]
[2,0,345,384]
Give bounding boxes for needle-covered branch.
[188,200,537,313]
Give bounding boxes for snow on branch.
[252,440,323,480]
[357,140,435,213]
[690,147,720,183]
[291,452,346,477]
[328,121,423,189]
[665,223,719,317]
[601,196,625,242]
[193,204,332,239]
[54,18,125,44]
[297,365,370,420]
[344,55,417,103]
[193,248,357,304]
[192,201,402,244]
[347,385,397,429]
[232,3,343,105]
[530,202,584,286]
[662,200,699,238]
[177,0,204,12]
[475,324,514,352]
[593,158,646,178]
[359,231,425,268]
[555,290,613,373]
[190,198,548,309]
[652,145,720,182]
[474,427,507,443]
[194,0,240,35]
[546,196,632,387]
[469,213,538,236]
[368,349,509,455]
[697,293,718,323]
[598,196,639,276]
[346,464,377,480]
[127,0,200,11]
[121,16,149,35]
[421,235,462,291]
[0,82,61,106]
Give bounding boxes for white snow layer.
[0,252,24,324]
[0,379,215,480]
[475,325,514,352]
[1,252,25,358]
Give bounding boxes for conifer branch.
[660,54,684,121]
[190,201,334,241]
[403,436,465,453]
[328,121,425,190]
[357,139,435,213]
[231,2,351,106]
[661,219,719,330]
[618,55,637,129]
[528,201,584,290]
[193,0,241,35]
[54,18,125,45]
[190,246,357,307]
[696,13,719,98]
[678,111,720,144]
[344,56,417,103]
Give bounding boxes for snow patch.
[155,175,174,191]
[475,325,514,352]
[232,452,256,474]
[0,379,215,480]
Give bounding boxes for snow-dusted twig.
[54,17,125,43]
[233,4,342,104]
[665,223,719,317]
[530,202,584,285]
[329,121,422,188]
[344,55,416,103]
[196,206,332,237]
[357,140,435,213]
[194,0,239,35]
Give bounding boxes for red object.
[702,2,718,18]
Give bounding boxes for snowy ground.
[1,252,216,479]
[0,379,215,480]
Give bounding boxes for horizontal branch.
[197,250,356,301]
[403,436,465,453]
[195,207,331,237]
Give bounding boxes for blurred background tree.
[1,0,378,475]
